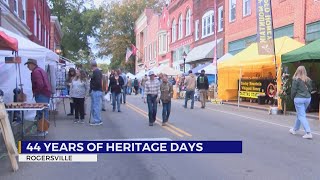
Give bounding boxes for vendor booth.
[218,36,304,108]
[282,38,320,118]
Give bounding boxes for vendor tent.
[218,36,304,101]
[192,63,210,74]
[282,38,320,63]
[157,65,183,76]
[197,53,233,74]
[0,30,18,51]
[126,72,135,79]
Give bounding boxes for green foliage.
[98,0,165,73]
[49,0,102,63]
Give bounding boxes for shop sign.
[239,79,275,99]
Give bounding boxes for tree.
[49,0,102,63]
[98,0,165,73]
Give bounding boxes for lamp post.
[182,51,187,73]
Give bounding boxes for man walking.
[119,69,127,104]
[160,74,173,126]
[184,70,197,109]
[133,78,139,95]
[144,71,161,126]
[25,59,51,135]
[197,70,209,108]
[90,60,103,125]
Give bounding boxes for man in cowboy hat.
[25,59,51,135]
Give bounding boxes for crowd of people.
[24,58,314,139]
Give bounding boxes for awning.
[0,30,18,51]
[185,39,222,63]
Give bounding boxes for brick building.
[0,0,31,37]
[186,0,225,67]
[225,0,320,55]
[26,0,51,48]
[157,5,171,67]
[168,0,194,72]
[50,16,63,53]
[135,9,160,73]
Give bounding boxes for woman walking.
[67,68,76,116]
[289,66,313,139]
[108,71,124,112]
[70,69,89,123]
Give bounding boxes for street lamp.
[55,46,62,54]
[182,51,187,73]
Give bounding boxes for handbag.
[37,118,50,132]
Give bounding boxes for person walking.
[133,78,139,95]
[89,60,103,126]
[67,68,76,116]
[160,74,173,126]
[184,70,196,109]
[25,59,51,136]
[70,69,89,124]
[101,72,108,111]
[108,71,124,112]
[289,66,313,139]
[127,77,132,95]
[144,71,161,126]
[197,69,209,108]
[119,69,127,104]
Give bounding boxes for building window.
[229,0,236,22]
[149,44,152,61]
[243,0,251,16]
[186,9,191,36]
[171,20,176,42]
[154,41,157,59]
[218,7,223,32]
[158,33,168,54]
[306,21,320,43]
[202,10,214,38]
[178,15,183,39]
[195,20,199,41]
[34,9,37,37]
[39,17,42,41]
[144,47,147,61]
[44,27,47,47]
[14,0,18,14]
[22,0,26,22]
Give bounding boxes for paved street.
[0,95,320,180]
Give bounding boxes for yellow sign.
[239,91,261,99]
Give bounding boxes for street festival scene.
[0,0,320,179]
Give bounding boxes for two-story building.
[185,0,225,67]
[157,5,171,67]
[50,16,63,53]
[225,0,320,55]
[0,0,31,37]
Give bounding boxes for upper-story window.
[186,9,191,36]
[229,0,236,22]
[158,32,168,55]
[178,14,183,39]
[34,9,37,37]
[44,26,47,47]
[218,6,224,32]
[171,20,176,42]
[14,0,18,14]
[22,0,26,22]
[39,17,42,41]
[243,0,251,16]
[202,10,214,38]
[195,20,199,41]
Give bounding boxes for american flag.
[125,47,133,62]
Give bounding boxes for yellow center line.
[126,102,192,137]
[126,103,184,137]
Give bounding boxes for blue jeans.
[184,90,195,108]
[34,94,50,120]
[162,101,171,123]
[120,86,126,103]
[147,95,158,123]
[293,97,311,133]
[141,87,145,98]
[127,87,132,94]
[112,92,121,111]
[91,91,103,123]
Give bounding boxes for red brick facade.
[224,0,320,54]
[50,16,63,53]
[26,0,51,48]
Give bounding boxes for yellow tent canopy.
[218,36,304,101]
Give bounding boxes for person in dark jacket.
[289,66,313,139]
[197,69,209,108]
[160,74,173,126]
[108,71,124,112]
[25,59,52,135]
[89,60,103,125]
[133,78,139,95]
[66,68,76,116]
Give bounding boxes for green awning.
[282,39,320,63]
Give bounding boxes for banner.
[256,0,275,55]
[239,79,275,99]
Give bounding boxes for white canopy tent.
[126,72,135,79]
[197,53,233,74]
[0,27,59,120]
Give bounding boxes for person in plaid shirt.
[143,71,161,126]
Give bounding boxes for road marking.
[127,103,192,137]
[126,103,184,137]
[173,100,320,136]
